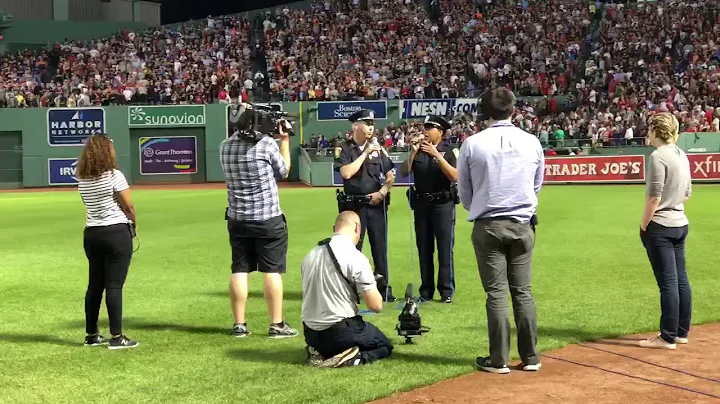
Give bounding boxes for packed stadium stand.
[1,0,719,150]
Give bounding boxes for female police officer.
[402,115,458,303]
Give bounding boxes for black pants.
[83,224,134,336]
[414,200,456,300]
[640,221,691,343]
[303,316,393,365]
[340,202,393,299]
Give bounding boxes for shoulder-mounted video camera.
[396,283,430,344]
[228,102,296,141]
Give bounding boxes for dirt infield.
[370,323,720,404]
[0,181,312,193]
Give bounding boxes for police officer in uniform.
[335,109,397,302]
[401,115,458,303]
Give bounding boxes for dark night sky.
[159,0,301,25]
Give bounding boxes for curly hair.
[648,112,680,144]
[76,134,118,180]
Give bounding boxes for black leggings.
[83,223,134,336]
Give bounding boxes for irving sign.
[543,155,645,183]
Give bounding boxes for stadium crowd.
[2,0,720,148]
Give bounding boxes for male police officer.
[401,115,458,303]
[335,109,396,302]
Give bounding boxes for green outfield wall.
[0,101,719,189]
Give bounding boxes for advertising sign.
[317,101,387,121]
[47,108,105,146]
[128,105,206,127]
[48,158,79,185]
[687,153,720,181]
[139,136,197,175]
[333,162,413,186]
[543,155,646,183]
[399,98,479,120]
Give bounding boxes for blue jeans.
[640,221,691,343]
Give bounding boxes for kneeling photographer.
[300,211,394,368]
[220,102,298,339]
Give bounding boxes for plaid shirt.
[220,134,288,222]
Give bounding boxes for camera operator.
[335,109,396,302]
[220,103,298,339]
[301,211,393,368]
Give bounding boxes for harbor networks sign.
[128,105,206,128]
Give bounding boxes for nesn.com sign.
[48,108,106,146]
[399,98,479,119]
[48,158,79,186]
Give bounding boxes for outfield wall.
[0,101,719,189]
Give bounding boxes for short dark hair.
[480,88,516,121]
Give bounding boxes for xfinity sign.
[48,158,79,185]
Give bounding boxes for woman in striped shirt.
[76,134,139,350]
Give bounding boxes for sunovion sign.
[399,98,479,119]
[317,101,387,121]
[48,158,79,185]
[47,108,106,146]
[128,105,206,127]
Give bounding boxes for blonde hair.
[648,112,680,144]
[76,134,118,180]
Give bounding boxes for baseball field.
[1,183,720,404]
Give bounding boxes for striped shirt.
[78,169,130,228]
[457,120,545,223]
[220,134,288,222]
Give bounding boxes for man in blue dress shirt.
[456,87,545,374]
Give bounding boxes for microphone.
[404,283,413,300]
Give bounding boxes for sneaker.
[108,335,139,350]
[441,296,452,304]
[676,337,689,344]
[84,334,107,347]
[269,321,299,339]
[475,356,510,374]
[639,335,676,350]
[306,346,325,367]
[233,323,251,338]
[318,346,361,368]
[522,363,542,371]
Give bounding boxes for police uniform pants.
[414,200,456,300]
[340,202,393,299]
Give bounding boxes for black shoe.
[84,334,107,347]
[384,294,397,302]
[233,323,251,338]
[108,335,139,350]
[306,346,325,367]
[475,356,510,374]
[441,296,452,303]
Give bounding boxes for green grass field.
[1,184,720,404]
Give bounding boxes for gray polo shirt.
[301,234,377,331]
[646,144,692,228]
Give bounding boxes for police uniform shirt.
[336,139,394,195]
[411,143,458,193]
[301,234,378,331]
